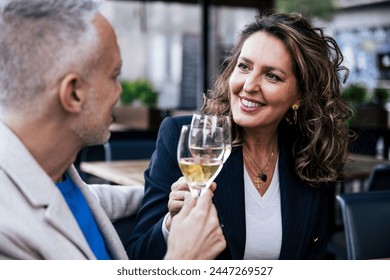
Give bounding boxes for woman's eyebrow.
[239,56,287,74]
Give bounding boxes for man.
[0,0,225,260]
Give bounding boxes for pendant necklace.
[243,143,276,189]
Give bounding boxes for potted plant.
[114,79,161,131]
[343,83,388,128]
[120,79,158,108]
[342,83,367,127]
[342,83,367,109]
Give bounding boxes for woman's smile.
[240,97,263,112]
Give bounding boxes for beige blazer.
[0,122,144,259]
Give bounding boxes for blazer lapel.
[43,190,96,259]
[214,146,246,259]
[67,166,128,260]
[0,122,95,259]
[277,133,316,259]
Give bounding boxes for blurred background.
[90,0,390,158]
[77,0,390,259]
[100,0,390,112]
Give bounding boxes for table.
[341,153,390,181]
[79,154,390,186]
[80,160,150,186]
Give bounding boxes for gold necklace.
[243,144,276,189]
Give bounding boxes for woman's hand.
[166,177,217,230]
[168,177,189,219]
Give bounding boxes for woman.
[127,12,352,260]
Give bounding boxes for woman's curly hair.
[202,12,354,186]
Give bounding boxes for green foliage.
[373,88,389,104]
[276,0,336,20]
[342,83,367,108]
[120,79,158,108]
[342,83,366,128]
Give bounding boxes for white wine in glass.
[177,125,225,197]
[191,113,232,163]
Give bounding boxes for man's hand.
[164,189,226,260]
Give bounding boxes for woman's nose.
[243,73,261,94]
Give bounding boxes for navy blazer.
[127,116,329,259]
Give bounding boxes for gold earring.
[292,104,299,125]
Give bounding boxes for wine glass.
[177,124,225,198]
[191,113,232,163]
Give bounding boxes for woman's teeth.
[242,99,261,108]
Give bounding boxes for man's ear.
[58,73,88,113]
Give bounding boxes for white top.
[243,158,282,260]
[162,158,283,260]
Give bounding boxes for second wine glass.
[191,113,232,163]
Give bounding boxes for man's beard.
[71,90,111,146]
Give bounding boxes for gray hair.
[0,0,100,114]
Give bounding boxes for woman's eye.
[266,72,281,81]
[237,63,249,71]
